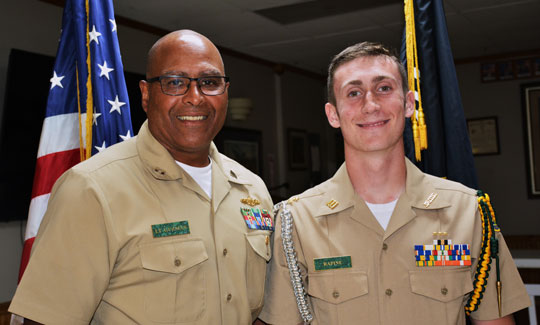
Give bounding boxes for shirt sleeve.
[468,207,531,320]
[259,205,306,325]
[9,168,117,325]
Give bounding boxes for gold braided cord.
[464,196,492,315]
[404,0,427,161]
[83,0,93,160]
[76,66,85,162]
[465,191,500,315]
[482,193,501,232]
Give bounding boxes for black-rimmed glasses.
[146,75,230,96]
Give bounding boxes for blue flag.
[400,0,478,189]
[49,0,133,156]
[19,0,133,280]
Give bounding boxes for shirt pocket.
[245,231,272,312]
[139,238,208,323]
[307,271,369,324]
[409,268,473,323]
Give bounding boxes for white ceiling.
[112,0,540,74]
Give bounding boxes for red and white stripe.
[18,112,87,281]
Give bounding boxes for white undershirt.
[176,158,213,199]
[365,199,398,231]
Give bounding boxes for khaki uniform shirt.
[10,121,273,325]
[260,159,529,325]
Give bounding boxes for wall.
[281,70,329,195]
[220,55,278,188]
[457,62,540,234]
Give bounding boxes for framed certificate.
[467,117,500,156]
[522,82,540,197]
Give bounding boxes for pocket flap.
[245,232,271,262]
[308,271,368,304]
[140,239,208,274]
[410,268,473,302]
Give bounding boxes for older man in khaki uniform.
[10,30,273,324]
[258,42,529,325]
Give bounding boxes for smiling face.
[325,56,414,157]
[139,30,228,166]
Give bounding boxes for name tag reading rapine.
[151,221,190,238]
[314,256,352,271]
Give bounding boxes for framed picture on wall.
[466,117,500,156]
[522,82,540,197]
[514,59,533,78]
[287,129,309,170]
[534,58,540,77]
[480,63,497,82]
[214,127,262,176]
[497,61,514,80]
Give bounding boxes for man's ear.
[139,80,149,114]
[404,90,415,118]
[325,102,341,128]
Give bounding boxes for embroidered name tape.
[151,221,190,238]
[314,256,352,271]
[415,239,471,267]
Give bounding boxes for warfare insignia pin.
[241,197,260,206]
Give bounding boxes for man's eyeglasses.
[146,75,230,96]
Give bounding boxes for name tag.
[314,256,352,271]
[151,221,190,238]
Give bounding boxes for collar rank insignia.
[415,239,471,267]
[326,199,339,209]
[423,192,438,207]
[240,207,274,231]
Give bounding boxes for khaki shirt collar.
[313,158,451,238]
[381,158,451,238]
[315,163,357,216]
[403,158,450,210]
[136,120,252,186]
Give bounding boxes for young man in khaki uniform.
[258,42,530,324]
[10,30,273,324]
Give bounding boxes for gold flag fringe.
[404,0,427,161]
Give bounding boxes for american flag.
[18,0,133,281]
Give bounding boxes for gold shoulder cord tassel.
[404,0,427,161]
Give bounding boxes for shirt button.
[382,243,388,250]
[227,293,232,301]
[332,291,340,299]
[174,258,181,267]
[385,289,393,296]
[441,287,448,295]
[223,248,228,256]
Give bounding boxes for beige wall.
[457,62,540,234]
